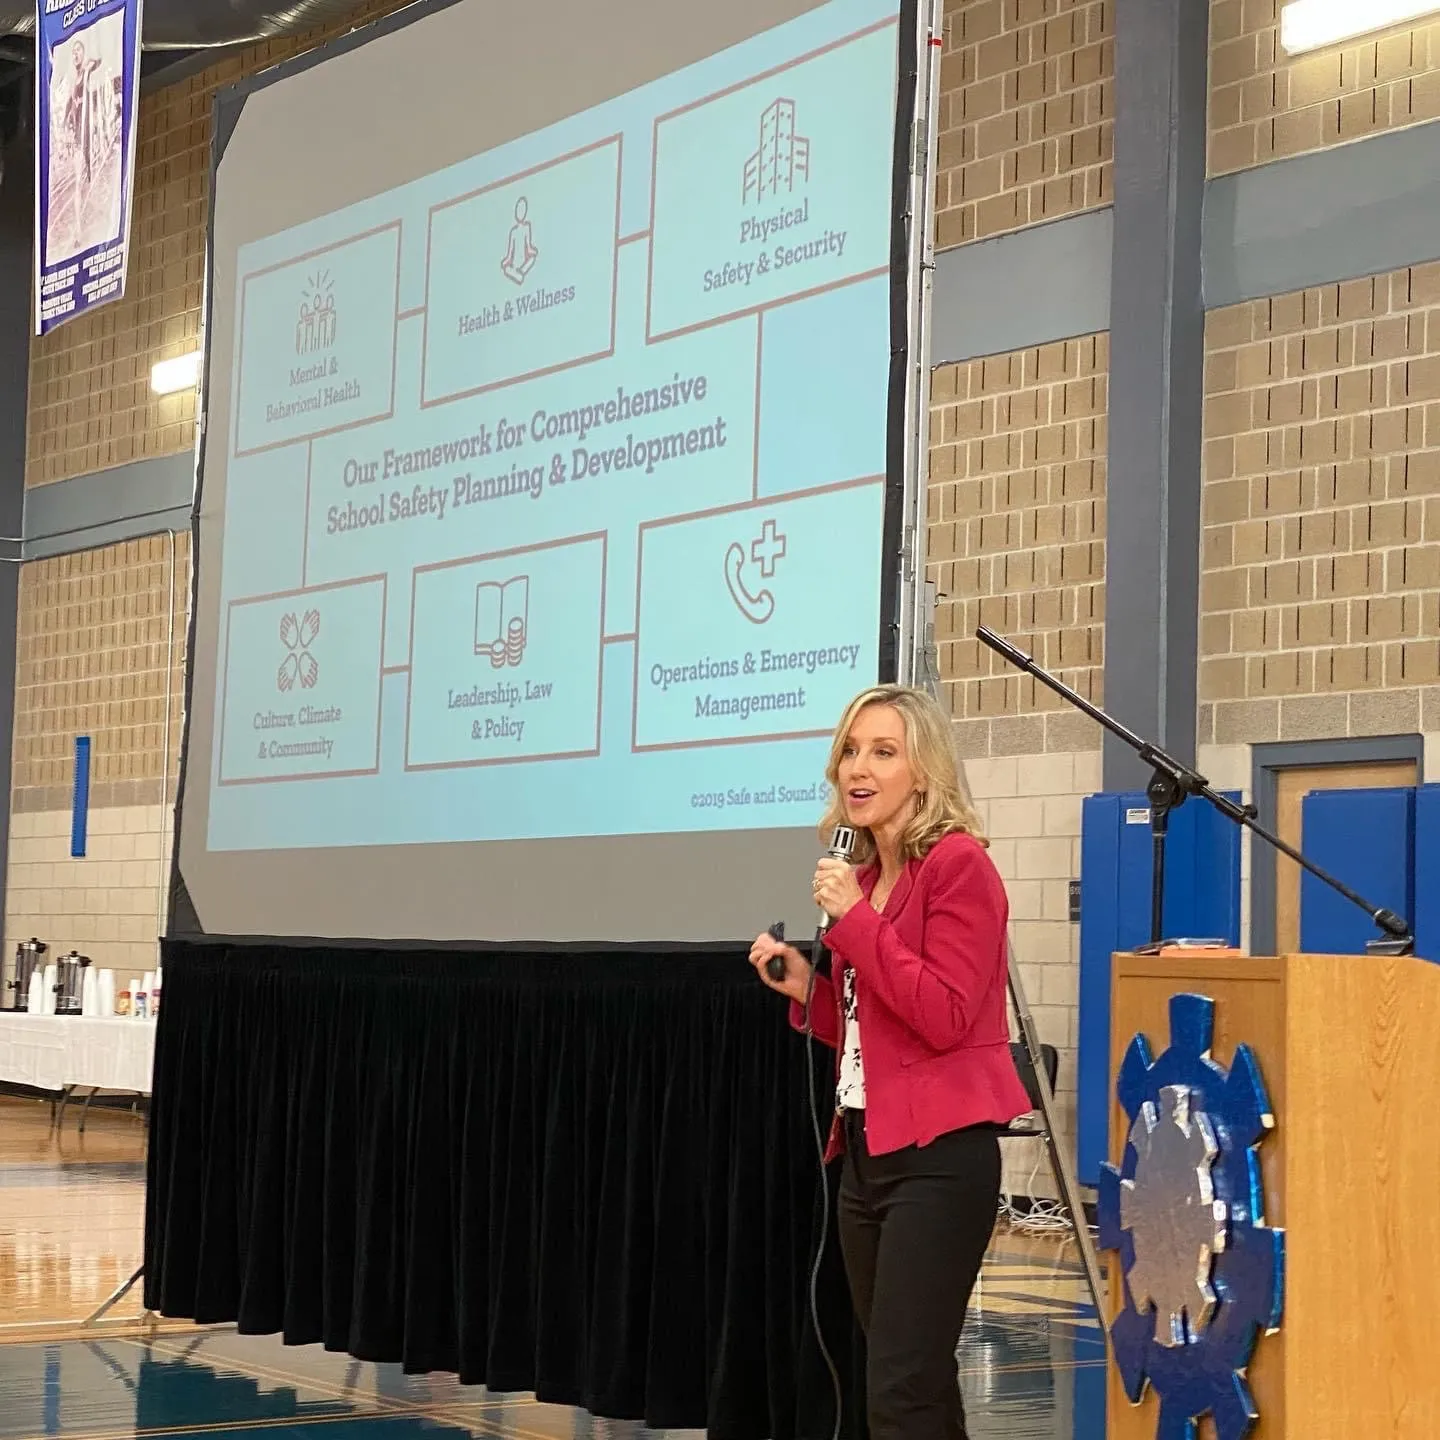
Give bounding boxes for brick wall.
[936,0,1112,249]
[1200,267,1440,750]
[929,334,1108,757]
[12,534,189,815]
[1209,0,1440,177]
[25,0,409,488]
[4,534,190,984]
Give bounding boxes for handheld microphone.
[816,824,858,932]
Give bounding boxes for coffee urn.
[53,950,90,1017]
[6,938,46,1012]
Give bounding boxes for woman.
[749,684,1031,1440]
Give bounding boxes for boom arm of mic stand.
[975,626,1414,956]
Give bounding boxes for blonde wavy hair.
[818,684,987,866]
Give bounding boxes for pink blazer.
[789,829,1031,1159]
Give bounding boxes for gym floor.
[0,1096,1106,1439]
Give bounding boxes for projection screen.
[172,0,922,945]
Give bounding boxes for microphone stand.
[975,626,1415,956]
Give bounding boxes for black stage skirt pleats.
[145,943,864,1439]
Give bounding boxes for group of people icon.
[296,290,337,355]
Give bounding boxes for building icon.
[742,98,810,205]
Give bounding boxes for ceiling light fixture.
[1280,0,1440,55]
[150,349,201,395]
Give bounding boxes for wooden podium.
[1105,951,1440,1440]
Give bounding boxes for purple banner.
[34,0,144,335]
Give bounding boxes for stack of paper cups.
[81,966,99,1017]
[41,964,57,1015]
[26,969,43,1013]
[98,968,116,1016]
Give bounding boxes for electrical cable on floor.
[998,1141,1097,1239]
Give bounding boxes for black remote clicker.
[764,921,787,982]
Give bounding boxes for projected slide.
[209,0,895,852]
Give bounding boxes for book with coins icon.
[474,575,530,668]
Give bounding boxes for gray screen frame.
[170,0,921,947]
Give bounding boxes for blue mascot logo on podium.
[1098,993,1285,1440]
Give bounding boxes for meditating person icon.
[501,197,538,285]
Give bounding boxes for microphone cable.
[775,918,844,1440]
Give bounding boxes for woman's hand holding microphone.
[811,857,863,923]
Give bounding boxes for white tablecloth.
[0,1013,156,1094]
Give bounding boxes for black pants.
[837,1112,1001,1440]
